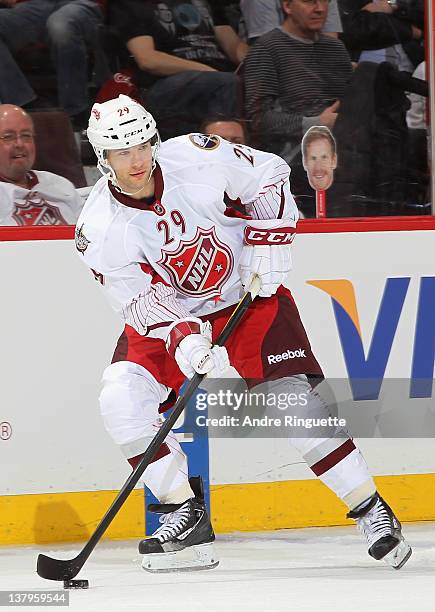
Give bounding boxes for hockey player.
[0,104,82,226]
[77,94,411,572]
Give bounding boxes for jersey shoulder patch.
[75,222,91,254]
[188,133,221,151]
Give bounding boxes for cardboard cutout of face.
[302,127,337,192]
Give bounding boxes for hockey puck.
[63,579,89,589]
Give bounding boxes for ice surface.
[0,524,434,611]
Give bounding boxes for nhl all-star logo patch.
[158,226,233,298]
[188,133,220,151]
[75,223,90,254]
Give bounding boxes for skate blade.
[142,543,219,573]
[383,538,412,570]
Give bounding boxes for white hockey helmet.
[87,94,160,185]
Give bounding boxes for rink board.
[1,219,435,544]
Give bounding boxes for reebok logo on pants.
[267,349,306,364]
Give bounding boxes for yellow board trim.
[211,474,435,532]
[1,474,434,545]
[0,489,145,546]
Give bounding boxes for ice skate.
[139,476,219,573]
[347,493,412,569]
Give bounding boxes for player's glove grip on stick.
[239,224,294,297]
[166,317,230,378]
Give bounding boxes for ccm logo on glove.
[244,226,295,245]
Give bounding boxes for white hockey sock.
[142,451,194,503]
[315,448,376,508]
[342,478,377,511]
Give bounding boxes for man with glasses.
[0,104,82,225]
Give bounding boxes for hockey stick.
[37,275,261,581]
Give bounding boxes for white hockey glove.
[239,223,295,297]
[166,318,230,378]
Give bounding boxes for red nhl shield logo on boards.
[158,227,234,297]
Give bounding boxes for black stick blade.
[37,553,83,581]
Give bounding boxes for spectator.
[405,61,429,206]
[110,0,248,140]
[0,0,107,130]
[240,0,343,42]
[244,0,351,162]
[339,0,424,68]
[0,104,83,225]
[243,0,412,215]
[201,115,247,144]
[406,61,426,130]
[218,0,246,38]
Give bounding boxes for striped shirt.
[243,27,353,152]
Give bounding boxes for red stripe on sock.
[128,443,170,469]
[310,438,356,476]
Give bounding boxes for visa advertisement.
[277,229,435,443]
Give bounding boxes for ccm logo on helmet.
[267,349,306,364]
[125,128,143,138]
[244,226,295,245]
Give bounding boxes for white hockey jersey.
[76,134,299,339]
[0,170,83,226]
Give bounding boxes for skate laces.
[357,498,393,547]
[152,501,192,543]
